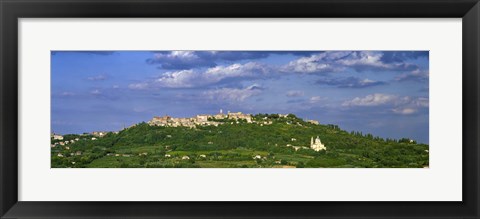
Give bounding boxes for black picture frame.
[1,0,479,218]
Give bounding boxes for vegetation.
[51,113,429,168]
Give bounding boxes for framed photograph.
[1,0,479,218]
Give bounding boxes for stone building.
[228,112,253,123]
[149,115,171,126]
[310,136,327,151]
[196,115,209,122]
[52,134,63,140]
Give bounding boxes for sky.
[51,51,429,143]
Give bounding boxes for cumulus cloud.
[395,69,429,82]
[146,51,216,70]
[392,107,417,115]
[316,76,386,88]
[281,52,347,74]
[146,51,270,70]
[286,90,304,97]
[140,51,425,90]
[342,93,429,115]
[147,51,427,72]
[342,93,398,107]
[336,51,418,72]
[408,96,429,108]
[282,51,420,74]
[130,62,270,89]
[202,84,263,102]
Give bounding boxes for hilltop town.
[52,110,327,153]
[148,110,249,127]
[149,110,319,127]
[50,112,428,168]
[149,110,327,151]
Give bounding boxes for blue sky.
[51,51,429,143]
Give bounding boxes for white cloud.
[395,69,429,82]
[203,84,263,102]
[338,51,419,72]
[316,76,386,88]
[204,62,269,81]
[147,51,270,70]
[342,93,397,107]
[146,51,211,70]
[309,96,326,104]
[342,93,429,115]
[281,52,344,74]
[135,62,270,89]
[392,107,417,115]
[155,69,199,88]
[282,51,419,74]
[157,51,198,60]
[337,51,386,68]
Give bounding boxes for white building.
[310,136,327,151]
[52,134,63,140]
[92,131,108,137]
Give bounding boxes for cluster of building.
[148,110,253,127]
[147,110,322,128]
[149,115,220,128]
[51,131,111,148]
[52,131,114,160]
[92,131,108,137]
[51,137,80,148]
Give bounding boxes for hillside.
[51,114,429,168]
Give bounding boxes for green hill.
[51,114,429,168]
